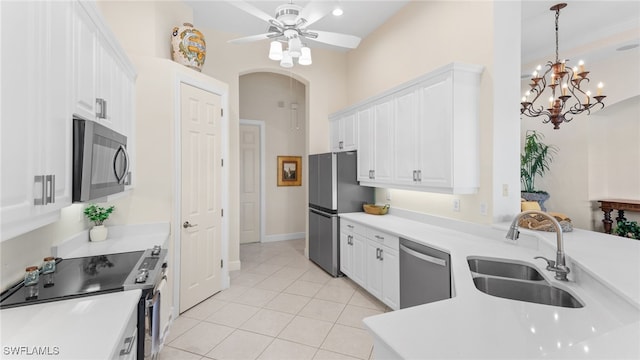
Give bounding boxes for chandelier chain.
[555,8,560,64]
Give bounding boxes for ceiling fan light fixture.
[280,50,294,68]
[288,37,302,57]
[298,46,312,65]
[269,41,283,61]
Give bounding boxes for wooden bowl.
[363,204,389,215]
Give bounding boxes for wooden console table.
[598,199,640,234]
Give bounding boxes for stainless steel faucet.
[506,210,570,281]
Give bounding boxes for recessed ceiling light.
[332,7,344,16]
[616,43,639,51]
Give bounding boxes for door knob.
[183,221,197,229]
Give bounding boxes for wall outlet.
[453,199,460,212]
[480,202,488,216]
[386,189,392,201]
[502,184,509,197]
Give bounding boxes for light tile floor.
[160,239,390,360]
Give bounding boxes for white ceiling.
[184,1,640,62]
[521,1,640,66]
[185,0,411,51]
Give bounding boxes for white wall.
[239,73,306,239]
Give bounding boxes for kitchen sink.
[472,276,583,308]
[467,257,545,281]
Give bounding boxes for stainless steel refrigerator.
[308,151,374,276]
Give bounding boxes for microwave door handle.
[121,146,130,184]
[113,145,128,184]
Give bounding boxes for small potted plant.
[615,219,640,240]
[84,204,115,242]
[521,130,558,211]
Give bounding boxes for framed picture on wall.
[277,156,302,186]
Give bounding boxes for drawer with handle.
[341,219,366,236]
[367,229,399,249]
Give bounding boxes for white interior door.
[180,83,223,313]
[239,123,261,244]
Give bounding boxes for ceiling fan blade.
[226,0,281,27]
[304,30,362,49]
[297,2,332,28]
[228,32,280,44]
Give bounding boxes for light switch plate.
[453,199,460,212]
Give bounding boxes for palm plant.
[521,130,558,193]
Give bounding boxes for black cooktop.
[0,251,144,309]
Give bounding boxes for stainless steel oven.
[123,246,168,359]
[1,246,168,360]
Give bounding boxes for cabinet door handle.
[417,170,422,182]
[374,235,384,240]
[34,175,46,205]
[96,98,107,119]
[412,170,417,182]
[347,224,354,229]
[45,175,55,204]
[379,248,384,261]
[339,141,344,149]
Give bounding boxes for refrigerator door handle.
[309,208,333,219]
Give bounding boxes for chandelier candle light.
[521,3,606,129]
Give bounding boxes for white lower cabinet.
[340,220,367,288]
[340,219,399,310]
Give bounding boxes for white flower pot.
[90,225,108,242]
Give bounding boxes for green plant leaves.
[614,219,640,240]
[84,204,115,226]
[521,130,558,193]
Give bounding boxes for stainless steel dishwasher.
[400,238,451,309]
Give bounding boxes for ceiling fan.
[226,1,362,51]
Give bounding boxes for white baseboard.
[263,232,306,243]
[228,260,241,272]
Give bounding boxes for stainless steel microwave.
[73,118,130,202]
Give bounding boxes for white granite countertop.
[341,212,640,359]
[53,222,170,258]
[1,290,141,359]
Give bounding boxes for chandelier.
[268,30,312,68]
[521,3,606,129]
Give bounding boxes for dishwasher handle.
[400,244,446,267]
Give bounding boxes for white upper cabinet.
[72,1,98,121]
[357,100,394,185]
[335,62,483,194]
[1,1,74,241]
[330,112,357,152]
[1,1,136,241]
[357,108,374,182]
